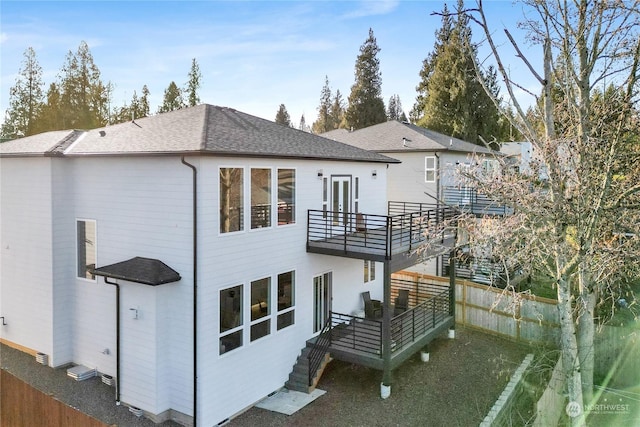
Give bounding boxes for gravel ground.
[1,327,532,427]
[230,327,532,427]
[0,344,179,426]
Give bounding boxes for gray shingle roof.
[321,120,494,154]
[92,257,181,286]
[0,104,398,164]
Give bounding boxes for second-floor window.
[251,168,271,229]
[278,169,295,225]
[425,156,436,183]
[220,168,244,233]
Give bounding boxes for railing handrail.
[307,315,333,386]
[307,204,458,259]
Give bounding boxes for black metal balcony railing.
[442,251,523,288]
[307,202,458,261]
[327,287,451,358]
[442,186,513,216]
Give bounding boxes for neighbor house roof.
[322,120,494,155]
[92,257,181,286]
[0,104,399,164]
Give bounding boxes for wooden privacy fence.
[0,370,107,427]
[393,271,560,346]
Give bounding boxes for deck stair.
[285,341,331,394]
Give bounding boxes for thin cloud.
[340,0,400,19]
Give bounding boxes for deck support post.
[381,260,392,398]
[449,249,456,337]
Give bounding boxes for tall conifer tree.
[158,81,184,113]
[1,47,44,138]
[344,28,386,130]
[186,58,202,107]
[411,1,504,144]
[58,41,108,129]
[275,104,291,126]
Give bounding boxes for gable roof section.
[321,120,494,155]
[0,104,398,164]
[92,257,181,286]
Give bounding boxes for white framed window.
[364,260,376,282]
[220,167,244,233]
[354,176,360,213]
[322,177,328,218]
[220,285,243,354]
[425,156,436,183]
[250,277,271,341]
[278,169,295,225]
[76,219,96,280]
[277,271,295,330]
[251,168,271,229]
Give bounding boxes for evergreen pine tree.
[35,83,63,133]
[410,1,505,144]
[344,28,387,130]
[331,89,346,129]
[58,41,108,129]
[1,47,44,138]
[312,76,333,134]
[158,81,184,113]
[275,104,291,126]
[186,58,202,107]
[387,94,407,121]
[299,114,310,132]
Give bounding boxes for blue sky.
[1,1,540,127]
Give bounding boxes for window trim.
[276,270,296,331]
[219,166,245,235]
[219,284,244,355]
[76,218,97,282]
[425,156,436,183]
[249,276,271,342]
[250,167,272,230]
[277,168,296,226]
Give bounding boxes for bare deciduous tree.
[435,1,640,425]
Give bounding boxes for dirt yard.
[230,327,533,427]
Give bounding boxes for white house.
[0,105,456,426]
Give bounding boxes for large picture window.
[251,168,271,229]
[220,168,244,233]
[77,220,96,280]
[220,285,243,354]
[250,277,271,341]
[278,169,295,225]
[277,271,295,330]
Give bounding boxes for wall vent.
[35,352,48,365]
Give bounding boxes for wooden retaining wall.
[393,271,560,346]
[0,370,107,427]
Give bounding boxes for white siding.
[69,156,194,415]
[196,158,389,425]
[0,157,55,358]
[385,152,439,203]
[1,152,392,424]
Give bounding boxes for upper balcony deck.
[306,202,458,269]
[442,186,513,216]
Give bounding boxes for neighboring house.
[500,140,548,181]
[0,105,456,426]
[323,121,508,278]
